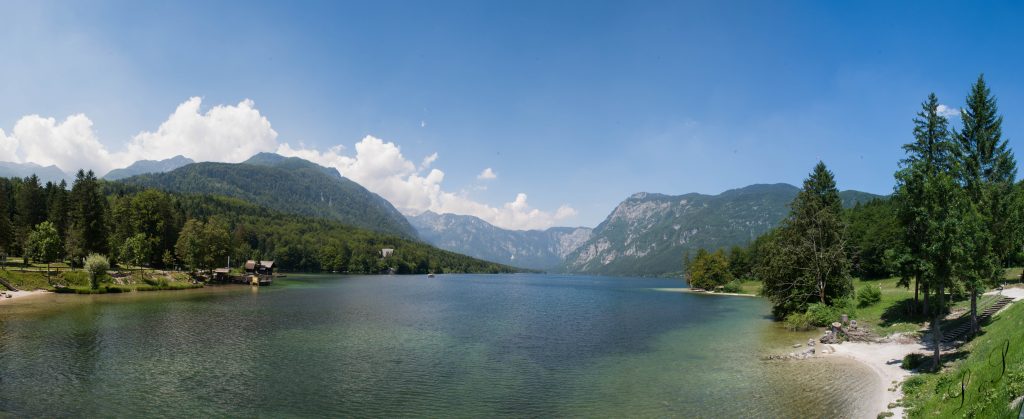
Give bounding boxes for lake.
[0,274,879,418]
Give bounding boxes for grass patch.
[737,279,761,295]
[850,277,925,335]
[902,301,1024,418]
[0,269,53,290]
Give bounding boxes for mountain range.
[115,153,419,239]
[408,211,592,270]
[0,161,69,184]
[412,184,882,276]
[104,155,194,180]
[3,153,884,277]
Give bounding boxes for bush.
[806,303,842,327]
[857,284,882,307]
[785,312,813,331]
[721,279,744,293]
[901,353,927,371]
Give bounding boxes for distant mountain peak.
[104,155,194,180]
[242,152,342,179]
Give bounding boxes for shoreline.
[0,289,50,302]
[651,287,758,297]
[824,338,926,418]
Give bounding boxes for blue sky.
[1,1,1023,229]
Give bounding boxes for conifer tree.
[761,162,851,317]
[953,75,1017,336]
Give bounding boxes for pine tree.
[68,170,109,262]
[953,74,1017,336]
[0,179,14,255]
[15,174,47,258]
[894,93,954,315]
[761,162,852,318]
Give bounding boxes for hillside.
[0,161,68,184]
[408,211,592,270]
[104,155,194,180]
[562,184,882,276]
[116,153,419,239]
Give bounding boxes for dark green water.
[0,274,879,418]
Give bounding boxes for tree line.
[685,75,1021,370]
[0,173,517,275]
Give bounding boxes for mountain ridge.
[115,153,419,239]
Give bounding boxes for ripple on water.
[0,275,883,417]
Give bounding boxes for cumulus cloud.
[0,129,20,163]
[477,167,497,180]
[10,114,120,173]
[1,97,576,230]
[125,97,278,163]
[937,104,961,118]
[278,136,576,230]
[0,97,278,174]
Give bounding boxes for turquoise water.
[0,274,878,417]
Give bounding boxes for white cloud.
[0,128,20,163]
[278,136,576,230]
[125,97,278,163]
[1,97,576,230]
[477,167,497,180]
[11,113,120,173]
[937,104,961,118]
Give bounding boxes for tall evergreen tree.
[14,174,47,257]
[953,75,1017,336]
[760,162,852,318]
[894,93,954,314]
[0,179,14,255]
[67,170,109,263]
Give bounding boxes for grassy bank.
[901,297,1024,418]
[1,268,201,293]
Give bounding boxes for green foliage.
[84,253,110,289]
[845,198,901,278]
[116,156,418,239]
[686,248,733,290]
[805,303,842,327]
[120,233,151,269]
[721,279,744,294]
[856,284,882,307]
[68,170,109,261]
[784,312,813,331]
[902,300,1024,418]
[760,162,853,318]
[25,221,62,267]
[901,353,927,371]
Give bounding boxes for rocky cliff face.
[408,211,592,270]
[562,184,881,277]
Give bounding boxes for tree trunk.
[931,283,944,371]
[970,287,979,337]
[922,283,930,317]
[913,275,919,311]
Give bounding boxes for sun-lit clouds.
[477,167,497,180]
[1,97,576,230]
[937,104,961,118]
[9,113,121,174]
[125,97,278,163]
[0,129,19,163]
[278,136,577,230]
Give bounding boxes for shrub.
[721,279,744,293]
[901,353,927,371]
[806,303,841,327]
[84,254,110,289]
[785,312,813,331]
[857,284,882,307]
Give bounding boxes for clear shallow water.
[0,274,878,418]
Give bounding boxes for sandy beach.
[0,289,50,302]
[651,288,758,297]
[825,338,926,418]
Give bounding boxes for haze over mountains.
[408,211,592,270]
[4,154,883,276]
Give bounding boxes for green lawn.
[849,276,925,335]
[901,300,1024,418]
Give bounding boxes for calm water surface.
[0,274,878,418]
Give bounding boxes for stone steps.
[941,296,1014,343]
